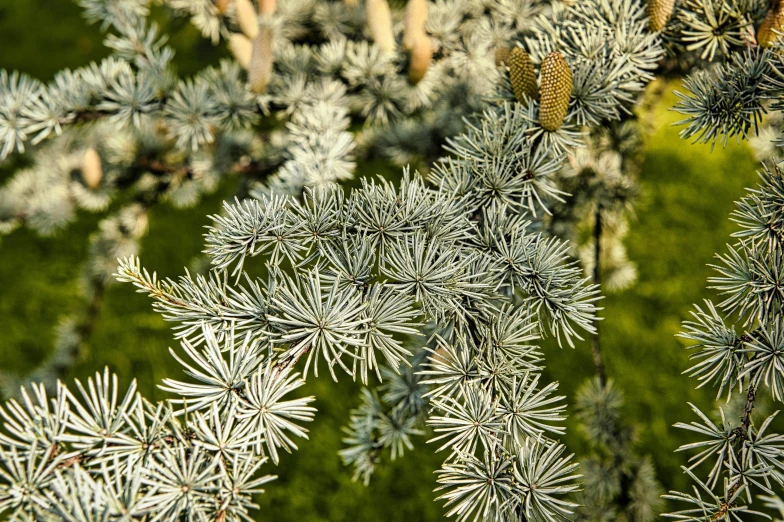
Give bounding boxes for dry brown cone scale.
[508,47,539,105]
[538,51,572,131]
[759,0,784,47]
[646,0,675,31]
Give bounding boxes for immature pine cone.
[216,0,231,14]
[495,47,511,66]
[403,0,428,50]
[538,51,572,131]
[249,27,273,93]
[366,0,396,52]
[81,148,103,190]
[508,47,539,105]
[647,0,674,31]
[408,35,433,84]
[229,33,252,69]
[235,0,259,39]
[258,0,276,16]
[759,0,784,47]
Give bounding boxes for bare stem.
[592,204,606,386]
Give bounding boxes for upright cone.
[81,148,103,190]
[403,0,428,50]
[759,0,784,47]
[249,27,273,93]
[229,33,253,69]
[235,0,259,38]
[216,0,231,14]
[366,0,396,52]
[647,0,675,31]
[538,51,572,131]
[408,35,433,84]
[258,0,276,16]
[508,47,538,104]
[495,47,511,66]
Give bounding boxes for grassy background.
[0,2,765,519]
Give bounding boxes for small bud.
[215,0,231,14]
[758,0,784,47]
[508,47,538,105]
[646,0,675,32]
[403,0,428,50]
[258,0,276,16]
[408,35,433,84]
[495,47,511,66]
[538,51,572,131]
[366,0,396,53]
[249,27,274,93]
[81,148,103,190]
[229,33,253,69]
[235,0,259,39]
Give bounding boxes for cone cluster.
[538,51,572,132]
[366,0,396,52]
[646,0,674,32]
[508,47,538,105]
[758,0,784,47]
[81,148,103,190]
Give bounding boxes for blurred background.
[0,1,765,520]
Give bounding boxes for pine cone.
[404,0,428,50]
[258,0,276,16]
[538,51,572,131]
[235,0,259,39]
[495,47,511,66]
[216,0,231,14]
[759,0,784,47]
[81,148,103,190]
[508,47,539,105]
[366,0,396,52]
[229,33,252,69]
[408,35,433,84]
[249,27,273,93]
[647,0,674,32]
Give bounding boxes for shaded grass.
[543,87,761,497]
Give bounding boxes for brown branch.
[591,204,607,386]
